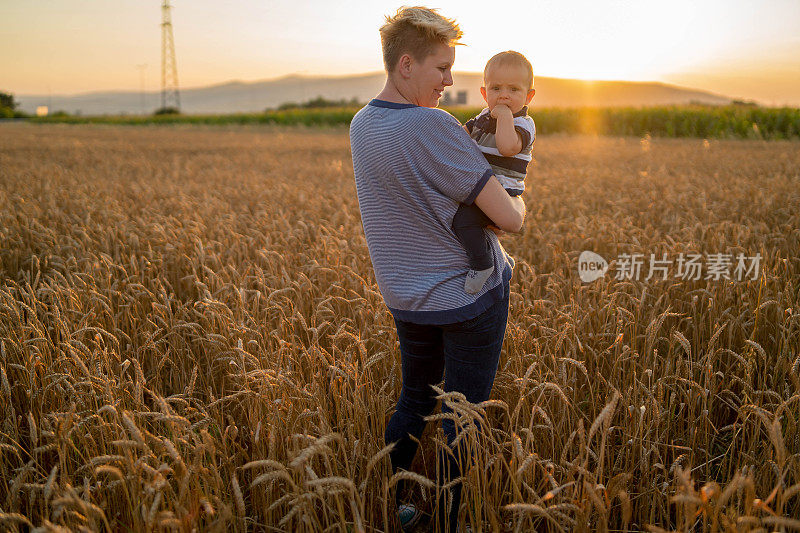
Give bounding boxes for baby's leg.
[452,205,493,270]
[452,204,494,294]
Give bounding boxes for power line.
[160,0,180,111]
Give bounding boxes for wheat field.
[1,123,799,532]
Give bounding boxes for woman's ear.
[397,54,413,79]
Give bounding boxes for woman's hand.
[474,177,525,233]
[487,225,505,237]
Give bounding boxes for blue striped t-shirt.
[349,99,514,325]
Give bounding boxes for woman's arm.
[473,176,525,233]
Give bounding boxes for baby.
[454,50,536,293]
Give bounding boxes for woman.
[349,7,525,532]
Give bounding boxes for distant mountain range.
[17,72,732,116]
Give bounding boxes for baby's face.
[480,65,534,114]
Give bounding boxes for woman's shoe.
[397,503,423,531]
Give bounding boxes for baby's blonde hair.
[485,51,534,90]
[379,6,462,72]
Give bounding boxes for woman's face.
[406,43,455,107]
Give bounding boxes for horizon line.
[14,71,731,99]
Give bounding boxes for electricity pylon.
[160,0,180,112]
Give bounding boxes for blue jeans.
[385,280,510,532]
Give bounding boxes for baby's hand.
[490,105,513,119]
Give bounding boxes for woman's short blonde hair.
[379,6,462,72]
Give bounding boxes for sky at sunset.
[2,0,799,105]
